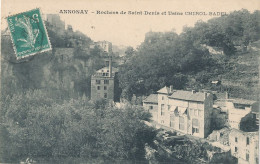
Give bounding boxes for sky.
[1,0,259,47]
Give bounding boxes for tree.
[125,46,135,57]
[240,113,258,132]
[118,31,210,100]
[1,91,157,162]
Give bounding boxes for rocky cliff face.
[1,34,104,99]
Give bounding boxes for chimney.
[170,85,173,92]
[109,57,112,77]
[225,92,229,100]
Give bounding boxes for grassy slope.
[219,41,259,100]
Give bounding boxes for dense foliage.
[240,113,259,132]
[118,9,260,100]
[1,20,157,163]
[0,90,156,163]
[119,31,216,99]
[184,9,260,55]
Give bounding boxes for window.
[170,115,175,121]
[179,116,184,130]
[97,86,100,90]
[104,93,107,98]
[193,128,199,133]
[170,115,174,127]
[170,121,174,127]
[233,103,250,110]
[96,80,101,84]
[235,147,238,152]
[246,153,249,161]
[247,137,250,145]
[235,137,238,142]
[192,119,199,134]
[256,157,258,163]
[104,80,109,84]
[149,106,153,110]
[105,73,109,76]
[102,73,106,76]
[161,104,165,108]
[161,104,165,116]
[104,86,107,90]
[168,105,171,110]
[162,96,164,100]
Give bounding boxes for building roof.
[143,94,158,104]
[230,128,259,138]
[169,90,206,102]
[92,67,118,78]
[96,66,118,73]
[157,86,170,94]
[230,99,256,105]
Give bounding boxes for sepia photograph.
[1,0,259,163]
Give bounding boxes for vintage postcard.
[1,0,259,163]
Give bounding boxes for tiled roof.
[157,86,170,94]
[169,90,206,102]
[143,94,158,104]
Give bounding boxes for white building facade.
[229,129,259,164]
[227,99,257,129]
[148,86,213,138]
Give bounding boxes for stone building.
[143,86,213,138]
[229,129,259,164]
[227,98,259,164]
[90,57,118,102]
[143,94,158,122]
[226,98,258,129]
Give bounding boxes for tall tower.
[106,56,112,77]
[90,57,118,101]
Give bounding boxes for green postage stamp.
[7,8,51,59]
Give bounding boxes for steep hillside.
[219,43,259,100]
[187,41,259,100]
[1,22,106,99]
[118,10,260,101]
